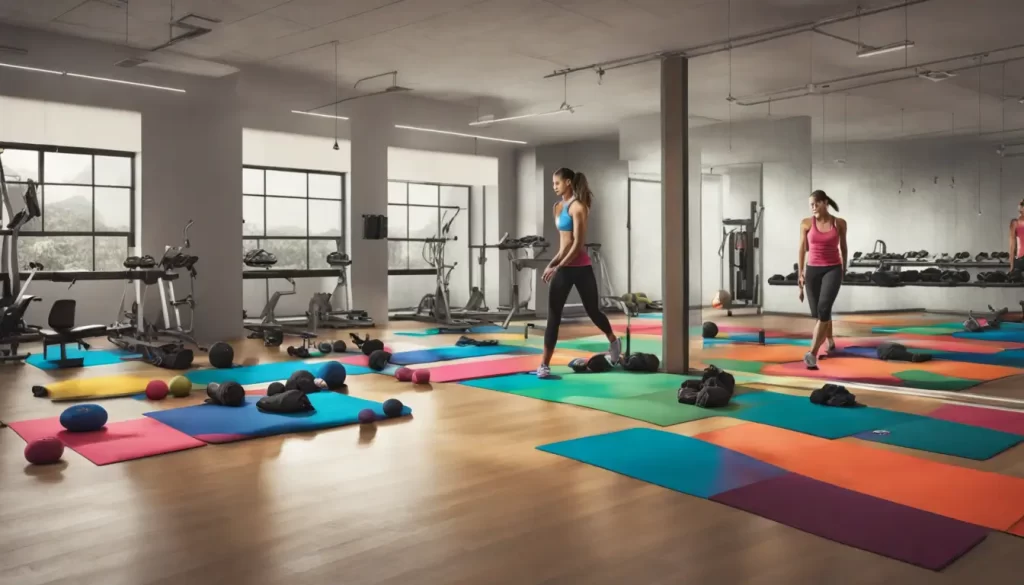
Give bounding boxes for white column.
[661,55,691,374]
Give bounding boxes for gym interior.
[2,1,1024,583]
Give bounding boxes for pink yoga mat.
[9,416,206,465]
[929,404,1024,436]
[412,355,547,383]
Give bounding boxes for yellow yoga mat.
[45,374,166,402]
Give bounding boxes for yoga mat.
[953,330,1024,342]
[892,370,978,392]
[27,347,141,370]
[44,374,156,402]
[698,423,1024,531]
[760,361,903,386]
[711,474,988,571]
[396,325,509,336]
[728,392,919,440]
[538,428,789,498]
[703,336,811,347]
[144,392,412,443]
[557,335,662,358]
[387,345,538,366]
[856,418,1022,460]
[185,360,372,386]
[873,325,963,336]
[929,404,1024,436]
[698,344,812,363]
[9,416,205,465]
[1012,518,1024,538]
[693,358,771,374]
[409,354,567,383]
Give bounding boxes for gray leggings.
[805,264,842,321]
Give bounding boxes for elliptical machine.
[409,208,478,331]
[307,241,374,330]
[156,220,206,351]
[0,150,44,362]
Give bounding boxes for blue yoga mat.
[186,360,372,386]
[388,344,539,366]
[856,418,1022,460]
[27,348,140,370]
[538,428,788,498]
[730,392,920,440]
[144,392,412,443]
[396,325,509,337]
[841,346,1024,368]
[636,313,662,320]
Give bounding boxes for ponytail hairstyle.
[811,189,839,212]
[572,172,594,208]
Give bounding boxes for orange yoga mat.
[762,356,1019,381]
[695,344,810,363]
[697,423,1024,531]
[1011,518,1024,537]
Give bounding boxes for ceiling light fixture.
[857,40,914,58]
[291,110,349,121]
[395,125,527,145]
[0,61,186,92]
[469,104,580,126]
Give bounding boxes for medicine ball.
[332,339,347,353]
[702,322,719,339]
[568,358,589,373]
[361,339,385,356]
[59,404,108,433]
[318,361,348,390]
[208,342,234,369]
[382,398,404,418]
[395,367,414,382]
[712,289,732,309]
[145,379,169,401]
[368,349,391,371]
[412,369,431,384]
[168,375,192,398]
[286,369,315,390]
[25,437,64,465]
[266,381,285,396]
[586,354,613,373]
[358,408,377,424]
[318,341,333,354]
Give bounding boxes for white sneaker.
[609,338,622,364]
[803,352,819,370]
[537,364,551,379]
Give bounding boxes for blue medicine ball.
[59,404,108,432]
[319,360,347,390]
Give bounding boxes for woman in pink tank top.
[1009,199,1024,272]
[797,190,848,370]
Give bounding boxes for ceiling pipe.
[733,53,1024,107]
[542,0,934,80]
[734,41,1024,104]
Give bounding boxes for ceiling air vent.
[115,57,149,68]
[917,70,956,82]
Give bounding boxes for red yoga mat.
[9,416,206,466]
[412,354,566,383]
[928,404,1024,436]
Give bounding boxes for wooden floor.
[2,314,1023,585]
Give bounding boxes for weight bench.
[39,300,109,368]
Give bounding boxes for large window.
[0,142,135,271]
[387,181,470,307]
[242,165,345,269]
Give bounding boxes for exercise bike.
[0,155,44,362]
[307,243,375,330]
[243,248,317,348]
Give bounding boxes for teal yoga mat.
[538,428,788,498]
[186,360,373,386]
[728,392,921,440]
[856,418,1022,460]
[27,347,140,370]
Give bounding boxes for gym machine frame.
[307,239,375,330]
[466,234,551,328]
[719,201,764,316]
[0,154,43,362]
[242,251,319,347]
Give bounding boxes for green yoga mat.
[698,358,771,374]
[893,370,979,391]
[871,325,962,335]
[856,418,1022,460]
[558,336,663,358]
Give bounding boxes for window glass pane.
[243,168,264,195]
[44,185,92,231]
[21,236,91,270]
[0,149,38,182]
[94,156,131,186]
[388,181,407,203]
[95,236,128,270]
[408,183,438,205]
[440,185,468,207]
[265,198,307,236]
[44,152,92,184]
[308,200,342,237]
[95,187,130,231]
[408,240,433,270]
[266,170,306,198]
[260,239,307,269]
[408,206,438,239]
[309,173,342,200]
[243,196,264,236]
[309,239,338,270]
[388,241,408,270]
[387,204,407,238]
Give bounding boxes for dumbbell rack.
[850,259,1010,269]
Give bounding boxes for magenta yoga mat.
[928,404,1024,436]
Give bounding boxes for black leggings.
[545,265,614,349]
[805,264,842,322]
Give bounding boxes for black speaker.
[362,214,388,240]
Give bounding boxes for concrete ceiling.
[2,0,1024,145]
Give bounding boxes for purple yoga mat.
[929,404,1024,436]
[711,473,989,570]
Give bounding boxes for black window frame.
[241,164,347,270]
[386,180,470,277]
[0,141,136,271]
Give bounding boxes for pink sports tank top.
[1016,220,1024,256]
[806,218,841,267]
